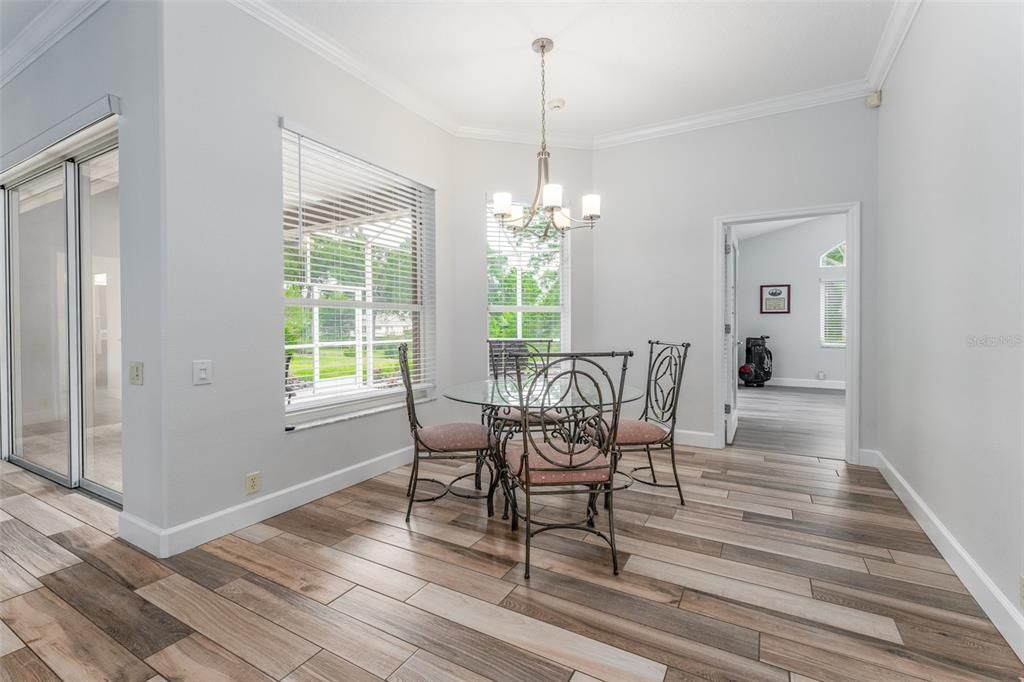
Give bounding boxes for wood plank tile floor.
[733,386,846,459]
[2,448,1023,681]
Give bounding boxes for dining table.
[443,378,645,411]
[442,377,646,522]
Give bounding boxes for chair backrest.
[640,340,691,430]
[509,351,632,479]
[397,343,421,434]
[487,338,554,381]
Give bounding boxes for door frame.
[0,137,122,504]
[711,202,861,463]
[725,225,739,445]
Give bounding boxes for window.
[282,129,435,412]
[486,204,568,350]
[820,279,847,347]
[820,241,846,267]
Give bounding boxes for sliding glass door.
[7,168,72,483]
[2,142,122,502]
[79,150,122,494]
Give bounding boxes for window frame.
[282,127,436,419]
[485,202,571,352]
[819,277,847,348]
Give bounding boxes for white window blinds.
[486,204,567,349]
[820,279,847,347]
[283,129,435,412]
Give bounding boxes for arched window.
[820,241,846,267]
[819,241,847,346]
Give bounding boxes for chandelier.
[493,37,601,238]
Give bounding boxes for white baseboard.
[119,445,412,558]
[674,429,717,449]
[764,377,846,390]
[874,449,1024,663]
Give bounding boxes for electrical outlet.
[245,472,261,495]
[817,370,827,380]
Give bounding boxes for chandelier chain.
[540,43,547,153]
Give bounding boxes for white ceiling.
[2,1,918,147]
[263,1,898,145]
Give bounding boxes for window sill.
[286,395,435,432]
[821,343,847,349]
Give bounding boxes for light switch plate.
[192,360,213,386]
[129,361,144,386]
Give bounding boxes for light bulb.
[493,192,512,217]
[542,184,563,209]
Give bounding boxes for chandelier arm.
[525,154,545,220]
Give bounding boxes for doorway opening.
[0,116,123,504]
[712,203,860,462]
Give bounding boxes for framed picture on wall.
[760,284,791,314]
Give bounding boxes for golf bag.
[739,335,773,387]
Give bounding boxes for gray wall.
[736,214,847,385]
[588,100,878,444]
[1,0,884,548]
[875,0,1023,657]
[0,0,166,522]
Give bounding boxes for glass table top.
[443,378,644,409]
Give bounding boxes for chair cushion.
[616,418,671,446]
[504,441,610,485]
[417,423,492,452]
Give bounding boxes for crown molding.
[866,0,922,90]
[0,0,108,88]
[591,79,874,149]
[0,0,919,150]
[226,0,909,152]
[227,0,457,135]
[451,125,594,151]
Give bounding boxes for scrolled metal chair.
[486,338,555,423]
[499,350,632,578]
[398,344,496,521]
[623,340,691,505]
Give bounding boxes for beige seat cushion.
[616,418,670,446]
[417,423,492,452]
[504,441,610,485]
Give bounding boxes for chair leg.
[606,481,619,576]
[484,455,498,517]
[646,444,658,483]
[524,487,532,580]
[503,477,519,531]
[604,449,618,510]
[405,448,420,522]
[586,488,598,528]
[406,448,416,497]
[474,453,483,490]
[670,443,685,506]
[510,488,519,531]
